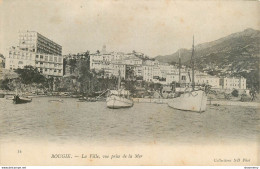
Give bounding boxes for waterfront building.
[220,77,246,90]
[35,53,63,76]
[166,73,179,84]
[89,52,126,71]
[19,31,62,56]
[112,62,126,79]
[6,47,36,70]
[5,31,63,77]
[6,47,63,77]
[143,65,153,82]
[89,51,143,79]
[132,65,143,77]
[152,66,162,79]
[195,74,220,88]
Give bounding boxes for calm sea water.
[0,97,259,145]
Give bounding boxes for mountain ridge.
[155,28,260,65]
[155,28,260,90]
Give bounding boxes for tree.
[68,58,77,73]
[231,89,239,97]
[78,58,93,94]
[0,78,11,90]
[14,65,46,85]
[126,66,135,80]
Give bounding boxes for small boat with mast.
[106,70,134,109]
[168,36,207,112]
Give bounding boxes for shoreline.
[1,93,259,107]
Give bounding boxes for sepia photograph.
[0,0,259,166]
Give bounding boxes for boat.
[13,95,32,104]
[168,90,207,112]
[48,99,64,103]
[77,97,87,102]
[106,71,134,109]
[77,97,97,102]
[106,90,134,109]
[168,37,207,112]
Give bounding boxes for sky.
[0,0,259,57]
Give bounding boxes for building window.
[40,55,43,59]
[36,55,39,58]
[45,68,48,71]
[45,56,48,61]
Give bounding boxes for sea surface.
[0,97,259,145]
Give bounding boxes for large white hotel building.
[5,31,63,77]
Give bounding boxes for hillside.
[156,28,260,65]
[155,28,260,89]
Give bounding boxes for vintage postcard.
[0,0,259,166]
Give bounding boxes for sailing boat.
[168,37,207,112]
[106,70,134,109]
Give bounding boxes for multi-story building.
[90,51,143,79]
[143,65,153,82]
[112,63,126,79]
[6,47,36,70]
[89,52,125,71]
[166,73,179,84]
[5,31,63,77]
[19,31,62,56]
[88,49,246,90]
[220,77,246,90]
[6,47,63,77]
[35,53,63,76]
[195,75,220,88]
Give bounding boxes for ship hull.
[168,90,207,112]
[106,95,133,109]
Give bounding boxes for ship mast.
[191,36,195,91]
[178,50,181,84]
[118,70,121,90]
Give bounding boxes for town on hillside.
[0,30,257,102]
